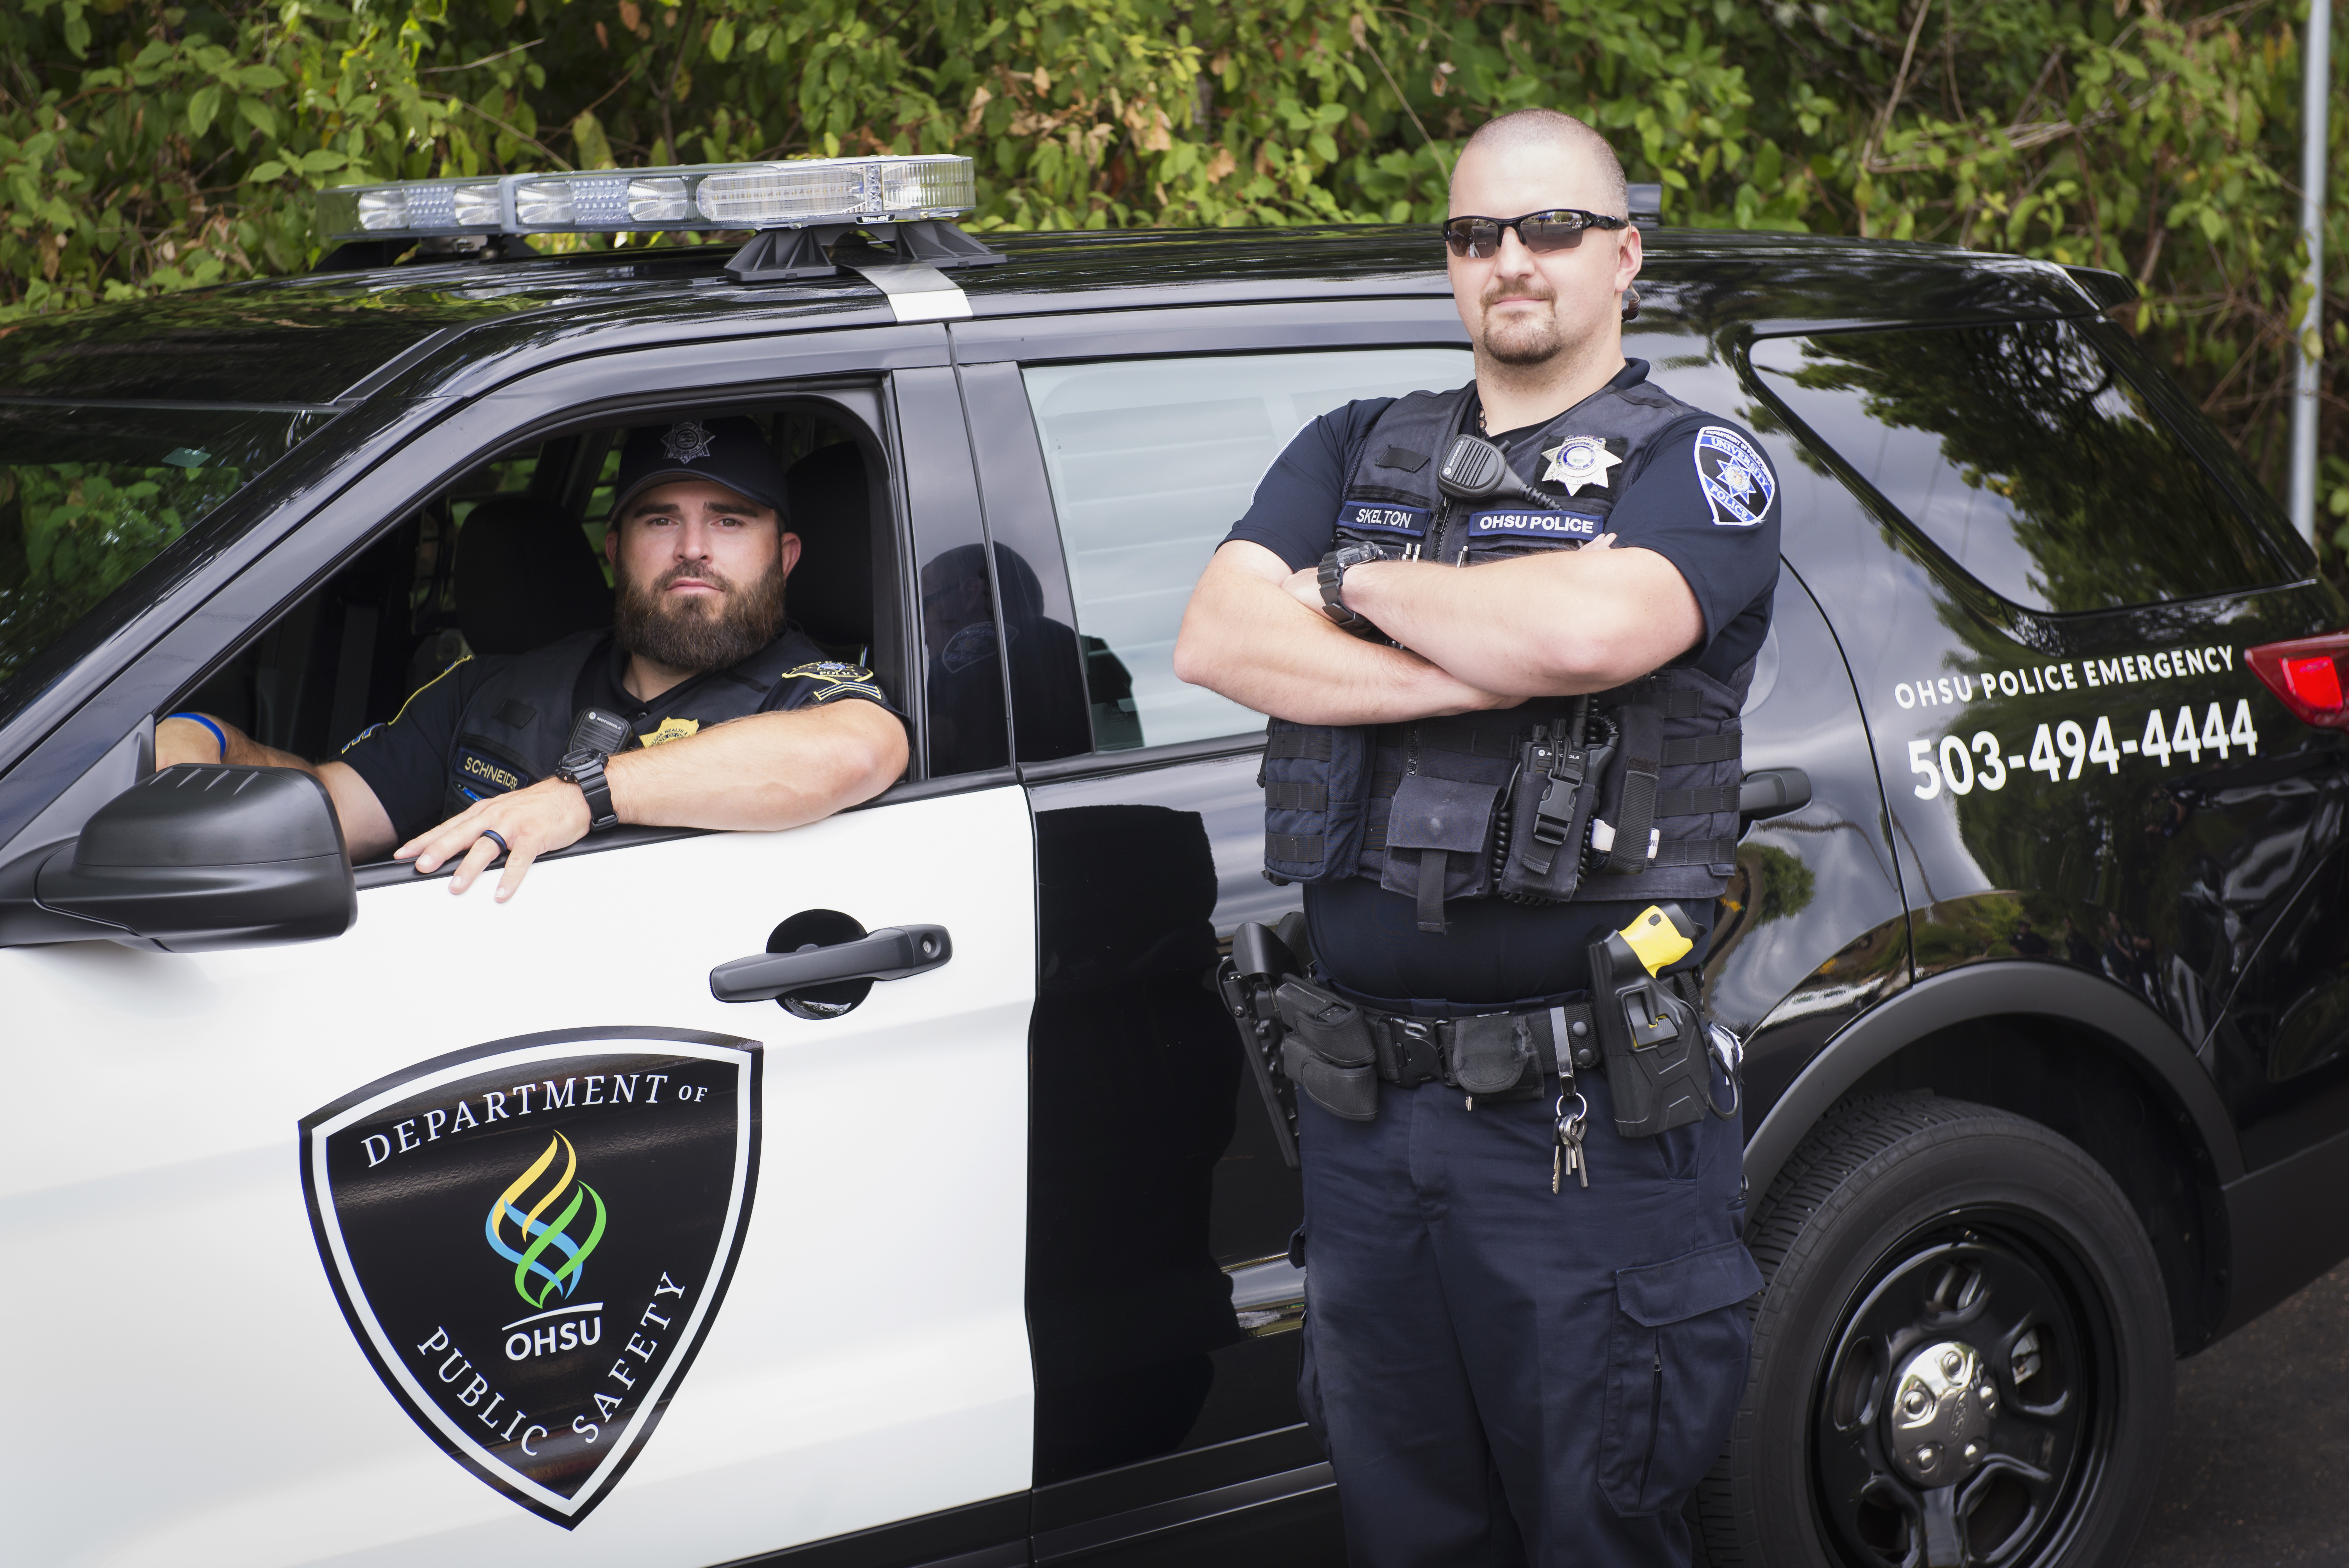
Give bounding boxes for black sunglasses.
[1441,208,1629,259]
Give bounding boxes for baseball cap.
[608,415,791,521]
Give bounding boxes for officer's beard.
[1477,280,1566,366]
[613,555,788,674]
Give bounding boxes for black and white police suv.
[2,153,2346,1568]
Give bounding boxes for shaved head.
[1453,109,1629,219]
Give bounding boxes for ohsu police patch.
[299,1027,761,1528]
[1693,425,1775,527]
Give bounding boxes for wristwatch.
[1317,542,1387,634]
[557,707,631,833]
[558,750,620,832]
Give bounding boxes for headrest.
[454,495,611,656]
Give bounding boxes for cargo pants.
[1295,1062,1759,1567]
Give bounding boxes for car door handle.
[1739,768,1812,821]
[708,925,953,1003]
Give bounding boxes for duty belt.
[1270,974,1610,1103]
[1363,1001,1597,1092]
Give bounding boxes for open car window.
[171,402,896,860]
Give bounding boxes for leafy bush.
[2,0,2341,567]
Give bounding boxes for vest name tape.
[458,748,525,795]
[1337,502,1431,538]
[1466,509,1602,540]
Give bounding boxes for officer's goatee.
[1480,279,1565,367]
[613,555,788,673]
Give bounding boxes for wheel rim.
[1809,1213,2115,1568]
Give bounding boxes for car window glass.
[1023,348,1474,750]
[0,404,321,720]
[1747,323,2283,613]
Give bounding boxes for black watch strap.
[1318,547,1370,629]
[560,751,620,832]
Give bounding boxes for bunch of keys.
[1552,1089,1590,1193]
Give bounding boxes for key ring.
[1555,1090,1588,1127]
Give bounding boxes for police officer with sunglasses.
[1176,109,1780,1567]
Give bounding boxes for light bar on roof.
[316,155,977,243]
[316,177,507,239]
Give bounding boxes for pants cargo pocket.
[1597,1238,1764,1516]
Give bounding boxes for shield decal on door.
[299,1026,762,1528]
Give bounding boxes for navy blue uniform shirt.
[1219,363,1783,1005]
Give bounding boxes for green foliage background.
[2,0,2343,569]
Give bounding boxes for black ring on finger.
[481,829,510,858]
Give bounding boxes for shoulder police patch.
[299,1028,761,1528]
[782,660,887,704]
[1693,426,1775,527]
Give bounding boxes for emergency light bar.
[315,155,976,242]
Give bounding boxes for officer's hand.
[1282,566,1328,615]
[397,778,592,902]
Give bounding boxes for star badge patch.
[1540,436,1623,496]
[642,717,699,747]
[1693,426,1776,526]
[660,420,715,464]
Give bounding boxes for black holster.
[1215,917,1308,1167]
[1586,927,1710,1138]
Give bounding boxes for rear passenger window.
[1023,348,1473,750]
[1747,322,2287,613]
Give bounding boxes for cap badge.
[660,420,716,464]
[1540,436,1622,496]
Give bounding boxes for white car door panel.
[1,783,1035,1567]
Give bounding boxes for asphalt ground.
[2126,1258,2349,1566]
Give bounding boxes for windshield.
[0,403,318,706]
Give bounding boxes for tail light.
[2246,632,2349,729]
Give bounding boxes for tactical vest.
[1262,376,1754,929]
[442,628,814,820]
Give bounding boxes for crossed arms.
[1171,538,1704,725]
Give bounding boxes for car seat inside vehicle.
[454,494,611,657]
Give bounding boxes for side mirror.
[32,766,355,952]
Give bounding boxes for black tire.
[1697,1092,2173,1568]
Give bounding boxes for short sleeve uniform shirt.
[1217,361,1784,1006]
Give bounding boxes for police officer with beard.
[1174,110,1777,1566]
[157,414,907,900]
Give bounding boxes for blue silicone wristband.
[167,711,228,763]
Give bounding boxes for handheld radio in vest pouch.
[1588,903,1713,1138]
[1498,694,1611,903]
